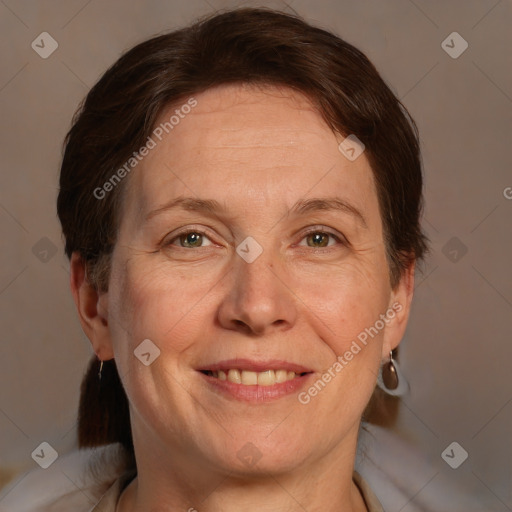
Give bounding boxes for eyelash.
[298,227,347,248]
[164,226,347,250]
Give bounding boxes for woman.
[17,7,429,511]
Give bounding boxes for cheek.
[109,256,218,358]
[292,258,390,415]
[106,259,208,416]
[297,258,390,345]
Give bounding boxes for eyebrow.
[290,198,367,228]
[145,196,368,228]
[145,197,226,221]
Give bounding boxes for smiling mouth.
[200,369,311,386]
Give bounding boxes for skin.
[70,83,415,512]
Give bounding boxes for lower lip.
[198,371,314,402]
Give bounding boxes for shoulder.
[356,424,501,511]
[0,443,129,512]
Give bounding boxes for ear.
[381,260,416,359]
[69,252,114,360]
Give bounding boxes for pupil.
[184,233,201,247]
[310,233,327,247]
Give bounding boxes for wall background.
[0,0,511,509]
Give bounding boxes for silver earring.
[98,360,104,381]
[377,350,409,397]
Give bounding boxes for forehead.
[122,83,378,224]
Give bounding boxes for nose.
[217,250,297,336]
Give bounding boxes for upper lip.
[196,358,313,374]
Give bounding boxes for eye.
[166,229,213,248]
[163,227,346,250]
[298,228,345,248]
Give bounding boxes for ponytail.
[78,357,136,470]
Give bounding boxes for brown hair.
[57,8,428,461]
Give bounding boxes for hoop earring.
[377,349,409,397]
[98,360,104,382]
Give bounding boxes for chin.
[206,434,312,477]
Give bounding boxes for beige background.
[0,0,511,509]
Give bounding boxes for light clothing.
[1,425,501,511]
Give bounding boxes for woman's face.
[98,84,413,475]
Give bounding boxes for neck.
[117,424,368,512]
[118,475,367,512]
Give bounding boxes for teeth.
[208,369,302,386]
[257,370,274,386]
[275,370,288,383]
[227,369,241,384]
